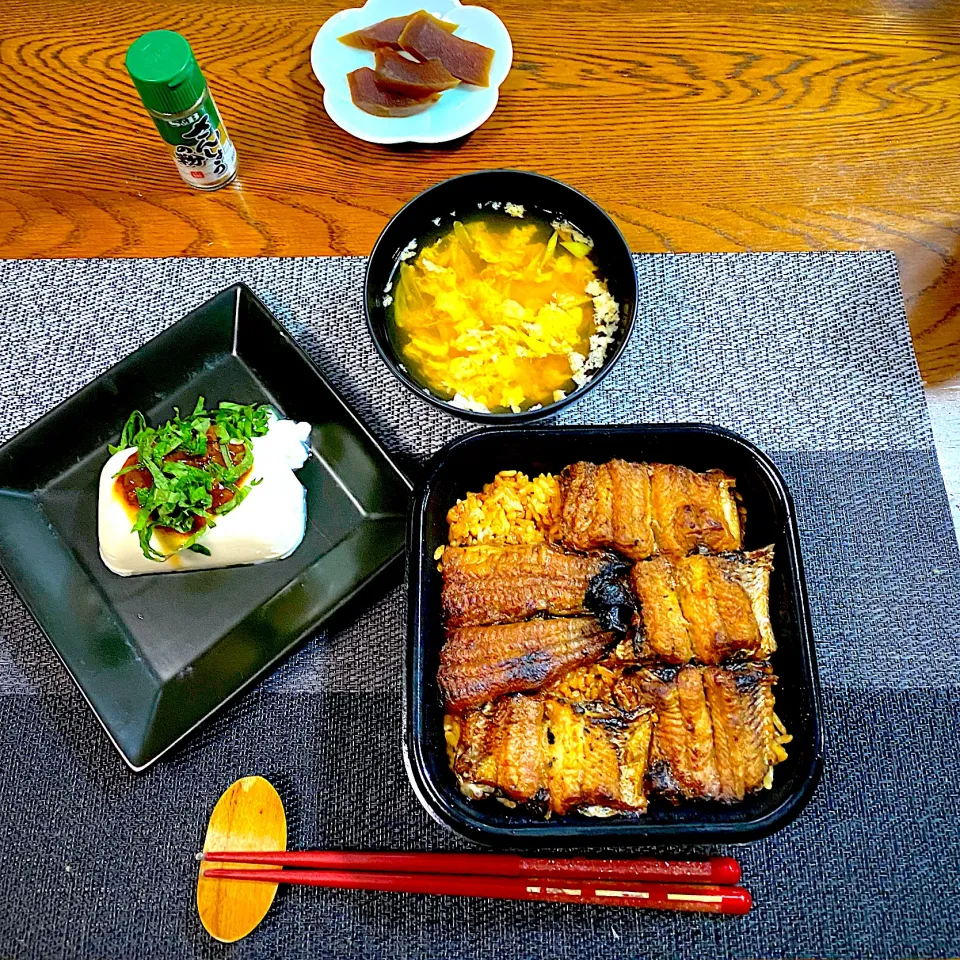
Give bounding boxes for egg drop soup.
[386,212,621,413]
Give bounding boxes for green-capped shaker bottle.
[125,30,238,191]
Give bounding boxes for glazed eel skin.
[550,459,656,559]
[438,460,789,816]
[441,543,614,629]
[628,547,776,665]
[449,693,656,815]
[614,662,787,803]
[447,661,787,813]
[438,617,615,712]
[550,460,743,559]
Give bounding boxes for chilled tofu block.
[98,416,311,576]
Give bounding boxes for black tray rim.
[0,282,412,772]
[404,422,825,847]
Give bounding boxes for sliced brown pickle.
[347,67,440,117]
[339,11,457,51]
[398,11,495,86]
[374,48,460,98]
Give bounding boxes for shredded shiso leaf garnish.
[109,397,270,562]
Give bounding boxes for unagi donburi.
[438,459,792,817]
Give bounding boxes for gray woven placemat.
[0,253,958,959]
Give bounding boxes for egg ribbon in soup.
[387,213,620,414]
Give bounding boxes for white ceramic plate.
[311,0,513,144]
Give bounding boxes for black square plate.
[406,425,824,846]
[0,284,410,770]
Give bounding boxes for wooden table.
[2,0,958,531]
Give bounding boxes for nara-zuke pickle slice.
[398,11,494,87]
[348,67,440,117]
[374,48,460,98]
[339,11,457,51]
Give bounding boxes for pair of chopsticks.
[200,851,751,914]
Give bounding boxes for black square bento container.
[405,425,824,846]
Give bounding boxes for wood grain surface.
[1,0,958,526]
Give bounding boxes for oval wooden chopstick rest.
[197,776,287,943]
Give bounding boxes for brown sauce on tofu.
[115,427,250,536]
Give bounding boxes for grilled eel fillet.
[550,460,742,559]
[615,663,785,803]
[449,693,656,815]
[438,617,615,712]
[441,543,613,628]
[649,462,742,557]
[550,459,655,559]
[629,548,776,664]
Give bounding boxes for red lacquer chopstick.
[200,851,740,885]
[202,868,751,914]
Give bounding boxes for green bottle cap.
[125,30,206,116]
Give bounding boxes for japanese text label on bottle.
[152,93,237,189]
